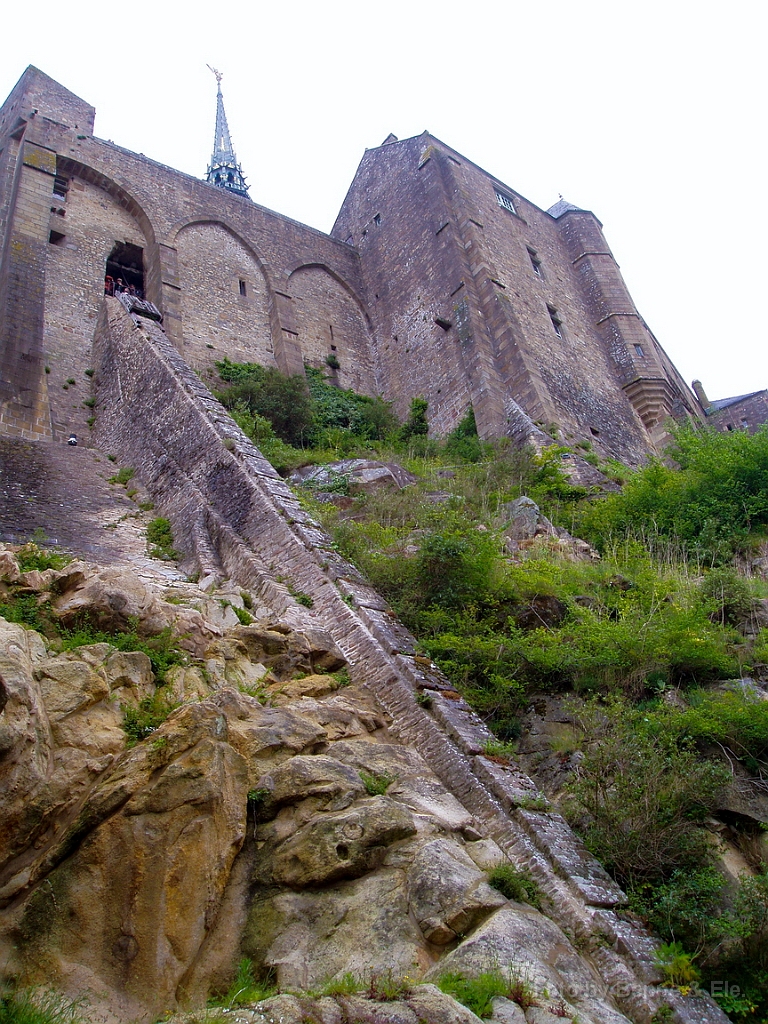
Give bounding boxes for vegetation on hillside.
[212,360,768,1020]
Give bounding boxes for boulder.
[243,870,424,991]
[256,753,365,810]
[290,459,417,495]
[257,796,416,888]
[407,838,507,944]
[12,698,249,1019]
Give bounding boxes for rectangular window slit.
[547,305,563,338]
[239,280,247,296]
[527,248,542,276]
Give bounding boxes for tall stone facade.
[0,66,701,461]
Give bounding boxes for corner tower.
[205,67,250,200]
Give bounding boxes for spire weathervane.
[205,66,251,200]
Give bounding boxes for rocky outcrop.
[289,459,418,495]
[0,545,727,1024]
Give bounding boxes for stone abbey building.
[0,66,705,464]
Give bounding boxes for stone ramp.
[0,437,167,569]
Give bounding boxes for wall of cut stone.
[42,175,147,438]
[287,264,377,395]
[176,221,275,371]
[0,68,375,441]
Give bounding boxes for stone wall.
[0,68,375,442]
[709,391,768,434]
[332,135,703,461]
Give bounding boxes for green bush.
[437,969,538,1017]
[146,518,179,561]
[61,623,183,683]
[651,689,768,771]
[436,970,510,1018]
[399,396,429,441]
[487,864,542,908]
[122,691,180,745]
[108,466,135,486]
[566,699,729,887]
[576,424,768,560]
[630,866,726,951]
[208,959,275,1009]
[216,360,315,447]
[15,543,70,573]
[359,769,397,795]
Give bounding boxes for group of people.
[104,276,144,299]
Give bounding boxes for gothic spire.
[205,66,250,200]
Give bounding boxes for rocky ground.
[0,544,658,1024]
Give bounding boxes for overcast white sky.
[3,0,765,401]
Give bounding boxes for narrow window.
[634,344,645,357]
[741,418,749,429]
[527,248,542,276]
[373,213,381,226]
[239,279,247,296]
[49,230,65,246]
[495,189,516,214]
[547,305,563,338]
[52,174,69,199]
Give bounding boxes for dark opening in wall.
[53,174,69,199]
[547,305,563,338]
[49,230,65,246]
[434,317,452,331]
[105,241,144,297]
[239,279,247,296]
[590,426,600,437]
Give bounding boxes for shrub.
[653,941,700,990]
[108,466,135,486]
[566,698,729,887]
[0,594,48,632]
[15,543,70,573]
[208,959,275,1009]
[216,360,315,446]
[359,769,397,795]
[630,866,726,951]
[399,396,429,441]
[576,424,768,560]
[61,623,183,682]
[122,691,180,745]
[733,873,768,970]
[437,970,510,1018]
[146,517,179,561]
[487,864,542,908]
